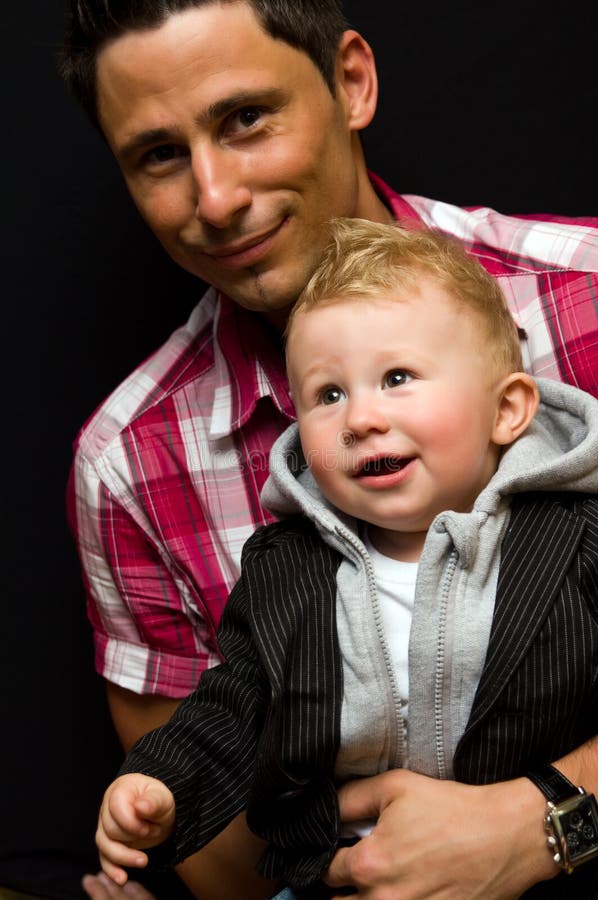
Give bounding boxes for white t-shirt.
[363,531,418,724]
[343,532,418,840]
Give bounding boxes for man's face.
[287,286,505,560]
[96,3,383,320]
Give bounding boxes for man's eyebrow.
[196,88,286,127]
[117,127,180,162]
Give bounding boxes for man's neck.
[262,307,292,334]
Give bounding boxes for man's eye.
[238,107,262,128]
[145,144,188,165]
[384,370,412,388]
[226,107,264,136]
[319,386,345,405]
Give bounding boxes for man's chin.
[229,296,294,332]
[224,272,299,317]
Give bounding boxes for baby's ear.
[492,372,540,446]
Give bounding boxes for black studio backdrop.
[2,2,597,897]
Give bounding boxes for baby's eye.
[384,370,412,388]
[319,386,345,405]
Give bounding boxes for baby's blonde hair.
[287,217,524,375]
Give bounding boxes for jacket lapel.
[465,493,586,733]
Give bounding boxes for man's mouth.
[203,220,287,268]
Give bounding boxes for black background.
[2,2,597,897]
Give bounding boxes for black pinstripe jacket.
[125,490,598,897]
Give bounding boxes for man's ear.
[492,372,540,446]
[335,30,378,131]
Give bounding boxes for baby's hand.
[96,774,175,886]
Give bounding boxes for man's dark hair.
[60,0,348,129]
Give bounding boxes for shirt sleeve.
[67,451,223,698]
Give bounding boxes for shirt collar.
[210,293,294,439]
[368,170,425,228]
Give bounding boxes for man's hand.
[324,769,557,899]
[82,872,157,899]
[96,774,176,887]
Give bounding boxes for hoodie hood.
[477,377,598,501]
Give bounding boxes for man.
[61,1,598,897]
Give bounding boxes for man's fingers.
[82,873,157,900]
[121,880,159,899]
[82,871,129,898]
[337,772,394,822]
[322,844,352,888]
[82,873,115,900]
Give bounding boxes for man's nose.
[191,147,252,228]
[344,393,391,439]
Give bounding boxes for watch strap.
[526,763,582,804]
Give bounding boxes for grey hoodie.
[261,378,598,784]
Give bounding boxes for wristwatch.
[527,763,598,874]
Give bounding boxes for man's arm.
[324,738,598,899]
[97,684,277,900]
[107,683,181,752]
[557,735,598,790]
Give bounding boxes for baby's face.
[287,281,504,558]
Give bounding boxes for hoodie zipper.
[336,525,407,769]
[434,549,458,779]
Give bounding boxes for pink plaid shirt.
[67,175,598,697]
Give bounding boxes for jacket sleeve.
[119,564,269,866]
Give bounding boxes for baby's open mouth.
[355,456,411,476]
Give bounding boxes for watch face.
[552,794,598,863]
